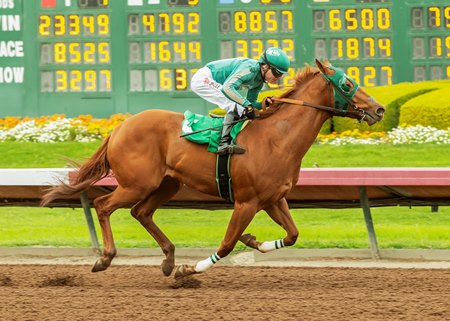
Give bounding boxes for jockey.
[191,47,290,155]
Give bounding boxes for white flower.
[0,118,101,142]
[316,125,449,145]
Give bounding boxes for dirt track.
[0,264,449,321]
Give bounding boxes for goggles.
[271,67,283,78]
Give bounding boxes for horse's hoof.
[174,264,196,279]
[161,259,175,277]
[91,259,108,272]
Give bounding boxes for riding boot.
[217,112,246,155]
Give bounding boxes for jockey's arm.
[246,87,263,110]
[222,72,264,110]
[221,72,249,107]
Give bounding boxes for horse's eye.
[341,79,353,92]
[341,83,351,92]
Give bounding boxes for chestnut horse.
[42,59,385,278]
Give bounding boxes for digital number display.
[23,0,448,116]
[409,5,449,81]
[126,0,203,92]
[411,6,450,29]
[39,14,110,36]
[313,8,391,32]
[346,65,393,87]
[40,42,110,64]
[129,68,197,91]
[218,10,293,33]
[220,38,294,60]
[314,37,392,60]
[310,3,395,86]
[216,1,295,89]
[38,8,112,93]
[41,69,111,92]
[129,41,201,63]
[412,36,450,58]
[128,12,200,35]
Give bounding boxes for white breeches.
[191,66,245,116]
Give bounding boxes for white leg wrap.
[194,253,221,273]
[258,239,285,253]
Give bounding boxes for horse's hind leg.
[240,197,299,252]
[92,186,143,272]
[131,176,182,276]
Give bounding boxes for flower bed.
[0,114,130,143]
[317,125,450,145]
[0,114,448,145]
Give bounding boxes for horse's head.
[315,59,385,125]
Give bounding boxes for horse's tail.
[41,136,111,206]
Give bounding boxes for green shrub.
[399,88,450,129]
[333,80,450,133]
[333,88,440,133]
[382,89,437,130]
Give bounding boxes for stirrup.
[217,144,246,155]
[228,144,246,154]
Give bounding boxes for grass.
[0,142,450,168]
[0,142,100,168]
[0,206,448,249]
[0,141,449,249]
[303,144,450,167]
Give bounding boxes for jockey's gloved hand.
[263,96,273,108]
[243,105,256,119]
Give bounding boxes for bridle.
[270,67,373,123]
[271,97,367,122]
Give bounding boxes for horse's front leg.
[175,202,257,278]
[240,197,298,253]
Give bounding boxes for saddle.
[181,110,247,153]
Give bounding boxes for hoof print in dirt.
[39,275,83,287]
[0,276,13,286]
[170,275,202,289]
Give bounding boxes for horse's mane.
[259,64,320,119]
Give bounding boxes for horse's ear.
[315,58,333,76]
[315,59,325,73]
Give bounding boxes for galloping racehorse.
[41,59,385,278]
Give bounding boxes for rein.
[270,97,368,121]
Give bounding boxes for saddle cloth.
[181,110,246,153]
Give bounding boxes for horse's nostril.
[376,107,385,116]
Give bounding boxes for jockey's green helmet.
[259,47,290,74]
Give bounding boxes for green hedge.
[399,87,450,129]
[333,80,450,133]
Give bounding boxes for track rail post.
[80,191,101,255]
[359,186,381,260]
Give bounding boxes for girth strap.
[216,154,234,203]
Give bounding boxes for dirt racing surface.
[0,264,449,321]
